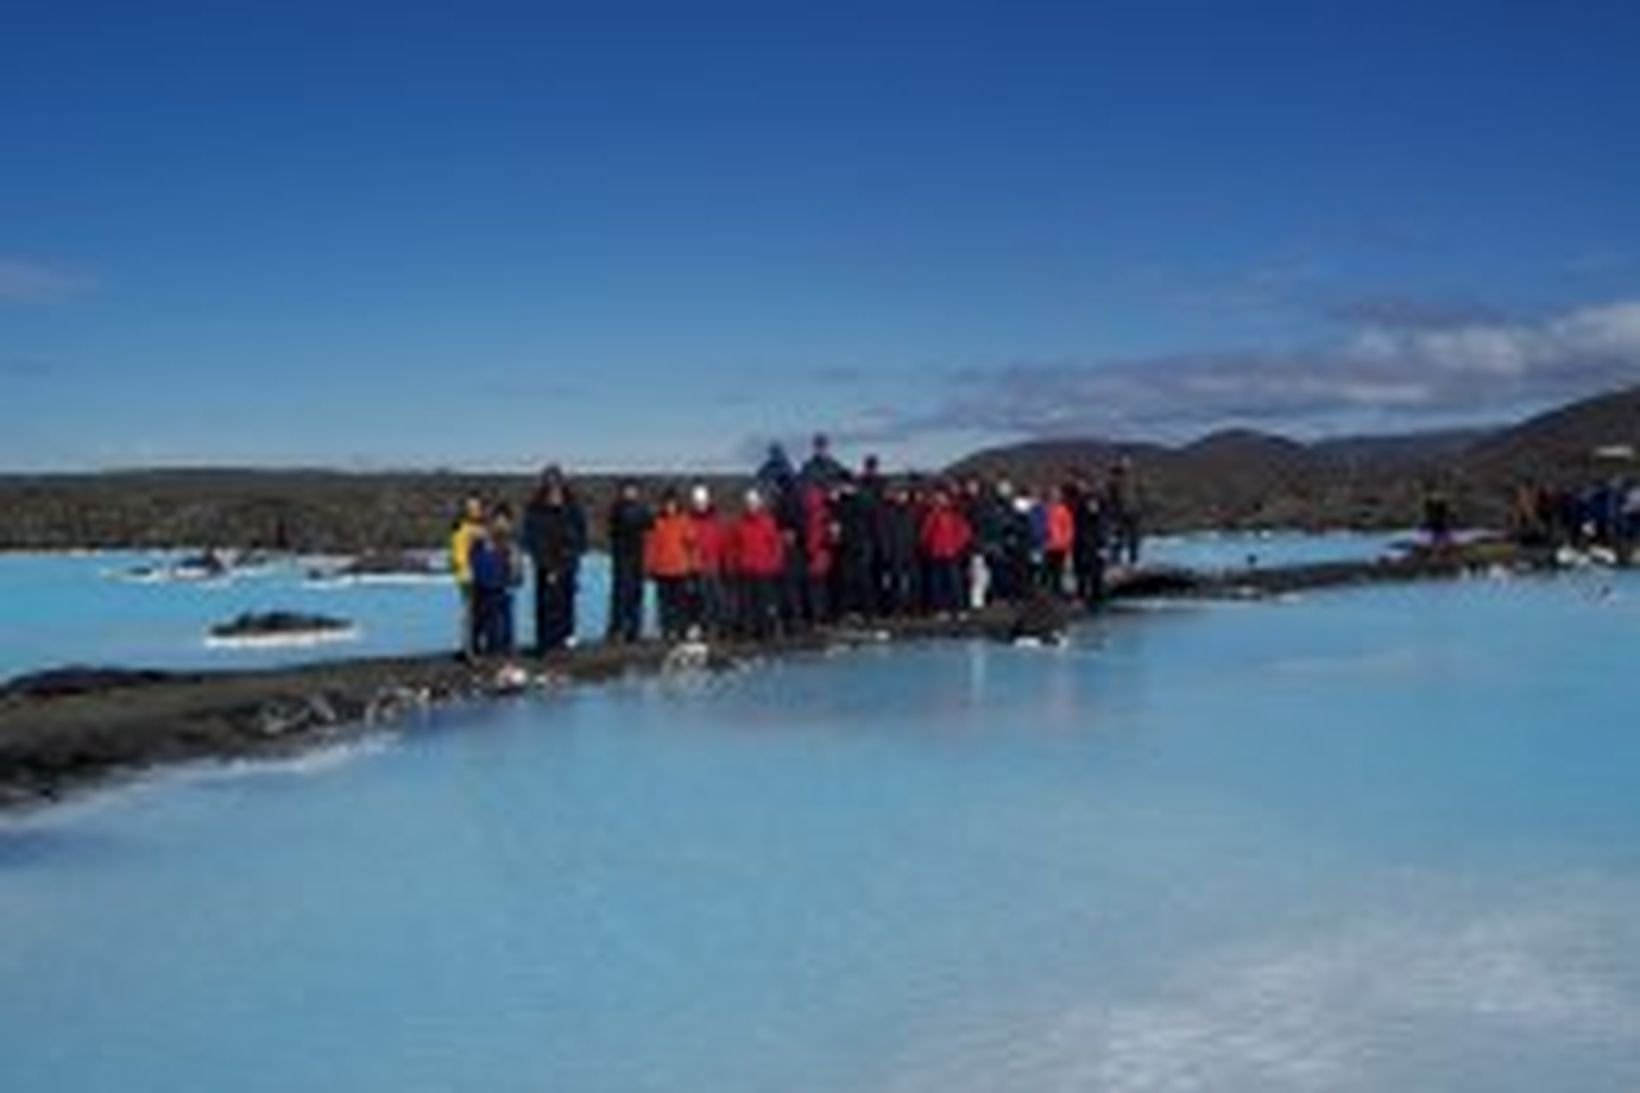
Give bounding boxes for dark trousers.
[608,559,644,643]
[927,559,962,614]
[533,565,577,652]
[806,575,832,626]
[474,589,514,655]
[1074,555,1105,606]
[1042,550,1068,594]
[880,561,916,616]
[694,574,726,636]
[738,576,779,640]
[458,584,478,658]
[655,576,692,639]
[1115,516,1142,565]
[839,551,877,617]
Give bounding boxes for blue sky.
[4,0,1640,471]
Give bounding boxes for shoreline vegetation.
[0,540,1549,813]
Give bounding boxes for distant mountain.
[1,386,1636,549]
[1460,385,1640,482]
[1310,427,1493,471]
[943,384,1640,529]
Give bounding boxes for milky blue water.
[0,552,612,680]
[0,532,1398,680]
[4,566,1640,1091]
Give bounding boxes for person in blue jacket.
[468,503,522,656]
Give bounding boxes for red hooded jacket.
[729,510,785,577]
[691,510,727,574]
[920,504,972,561]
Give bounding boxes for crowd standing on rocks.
[447,435,1150,659]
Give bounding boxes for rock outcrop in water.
[207,611,357,641]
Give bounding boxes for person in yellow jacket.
[449,496,487,660]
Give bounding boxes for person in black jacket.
[606,479,652,644]
[1071,479,1109,608]
[521,465,588,653]
[877,482,920,616]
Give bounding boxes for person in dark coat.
[606,480,652,644]
[961,477,1005,607]
[521,466,587,653]
[800,432,851,489]
[1071,482,1109,607]
[1104,458,1144,566]
[834,481,880,619]
[877,482,921,616]
[997,486,1034,603]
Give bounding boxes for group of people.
[1509,476,1640,559]
[448,436,1147,658]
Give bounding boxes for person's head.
[997,478,1015,500]
[767,442,787,463]
[690,484,712,513]
[813,432,830,455]
[863,453,880,476]
[537,465,566,503]
[745,488,765,513]
[491,501,514,528]
[659,487,681,515]
[462,495,485,523]
[618,478,640,502]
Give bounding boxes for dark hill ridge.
[1,385,1636,548]
[947,384,1640,529]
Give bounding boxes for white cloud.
[860,298,1640,441]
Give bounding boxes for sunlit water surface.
[4,566,1640,1091]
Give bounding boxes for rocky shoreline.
[0,542,1549,812]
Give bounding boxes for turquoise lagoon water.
[0,532,1398,680]
[0,552,612,680]
[3,566,1640,1090]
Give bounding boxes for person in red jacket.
[688,484,728,637]
[729,489,785,640]
[920,486,972,615]
[1043,484,1076,596]
[802,481,837,625]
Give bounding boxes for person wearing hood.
[728,489,785,640]
[521,466,587,653]
[645,488,698,640]
[606,480,653,644]
[688,484,728,637]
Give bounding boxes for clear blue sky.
[4,1,1639,471]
